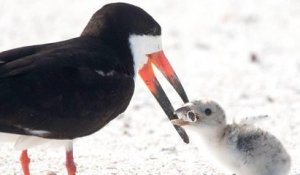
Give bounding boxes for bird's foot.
[20,150,31,175]
[65,150,77,175]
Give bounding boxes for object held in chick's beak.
[172,106,199,126]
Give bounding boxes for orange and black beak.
[139,50,189,143]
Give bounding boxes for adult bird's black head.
[81,3,189,142]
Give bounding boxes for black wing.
[0,43,47,63]
[0,37,135,139]
[0,38,120,78]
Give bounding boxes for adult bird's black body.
[0,3,188,175]
[0,37,134,139]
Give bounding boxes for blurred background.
[0,0,299,174]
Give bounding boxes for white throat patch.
[129,34,162,75]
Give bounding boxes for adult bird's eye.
[204,108,212,116]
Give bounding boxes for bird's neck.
[81,24,135,77]
[187,124,227,147]
[128,34,162,74]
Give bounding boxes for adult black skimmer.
[0,3,189,175]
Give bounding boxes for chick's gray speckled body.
[172,99,291,175]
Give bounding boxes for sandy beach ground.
[0,0,300,174]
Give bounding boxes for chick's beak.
[139,50,189,143]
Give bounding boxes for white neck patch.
[129,34,162,75]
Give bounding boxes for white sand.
[0,0,299,174]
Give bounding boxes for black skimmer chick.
[0,3,189,175]
[172,99,291,175]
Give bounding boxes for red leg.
[20,150,30,175]
[65,144,77,175]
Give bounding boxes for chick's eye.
[204,108,212,116]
